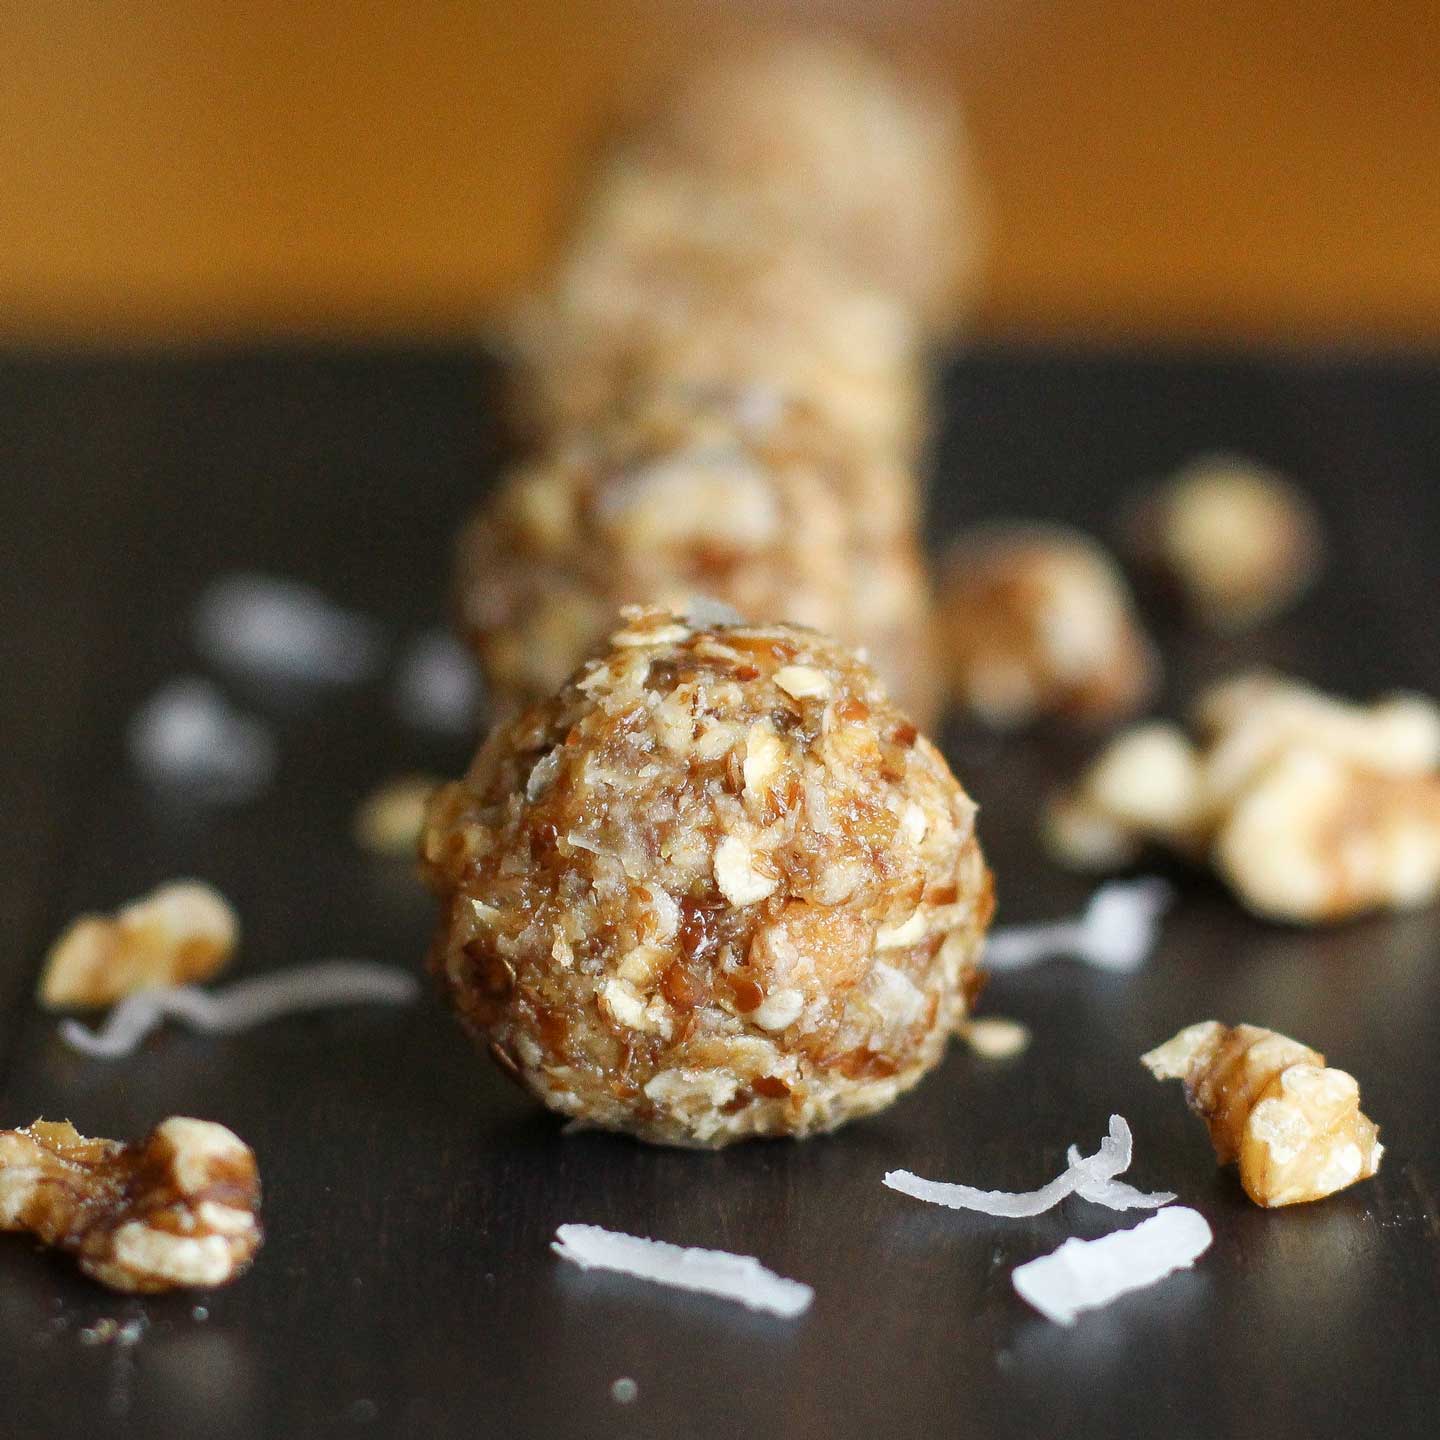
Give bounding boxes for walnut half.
[0,1116,262,1292]
[1142,1021,1382,1208]
[39,881,239,1009]
[937,524,1158,729]
[1125,454,1324,631]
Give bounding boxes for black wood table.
[2,346,1438,1440]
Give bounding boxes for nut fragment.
[353,774,440,856]
[937,524,1158,729]
[39,881,238,1010]
[962,1016,1031,1060]
[0,1116,263,1291]
[1125,454,1323,630]
[1046,673,1440,923]
[1043,723,1206,870]
[1214,747,1440,923]
[1142,1021,1382,1207]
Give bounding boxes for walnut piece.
[1215,747,1440,922]
[1046,672,1440,923]
[39,881,238,1010]
[962,1016,1032,1061]
[0,1116,262,1291]
[1142,1021,1381,1207]
[1043,722,1206,870]
[1126,454,1324,630]
[937,524,1158,729]
[423,608,992,1147]
[354,774,440,856]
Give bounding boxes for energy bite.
[650,35,983,325]
[506,162,926,458]
[457,392,936,724]
[422,608,992,1147]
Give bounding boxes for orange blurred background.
[4,0,1438,348]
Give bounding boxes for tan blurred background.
[4,0,1438,348]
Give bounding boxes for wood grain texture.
[0,347,1438,1438]
[2,1,1439,344]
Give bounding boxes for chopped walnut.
[0,1116,262,1291]
[1195,673,1440,817]
[1215,746,1440,923]
[962,1016,1031,1060]
[423,608,992,1148]
[1125,454,1324,630]
[39,881,238,1010]
[354,774,440,856]
[1142,1021,1382,1207]
[1044,723,1206,871]
[1046,672,1440,922]
[937,524,1158,729]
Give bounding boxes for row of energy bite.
[453,37,984,732]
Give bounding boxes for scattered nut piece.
[962,1016,1031,1060]
[1043,723,1205,871]
[1046,673,1440,923]
[0,1116,263,1291]
[39,881,238,1010]
[1125,455,1323,631]
[937,525,1158,729]
[354,774,440,856]
[1195,672,1440,819]
[1215,747,1440,923]
[1142,1021,1382,1207]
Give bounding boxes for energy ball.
[422,607,992,1148]
[457,392,937,725]
[651,36,984,324]
[506,156,926,458]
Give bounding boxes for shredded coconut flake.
[884,1115,1174,1217]
[984,878,1174,973]
[192,573,386,685]
[551,1224,813,1319]
[1012,1206,1213,1325]
[394,630,483,735]
[58,961,420,1059]
[127,678,275,802]
[677,594,746,630]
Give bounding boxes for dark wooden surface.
[1,347,1438,1439]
